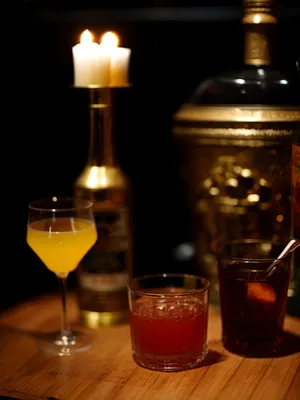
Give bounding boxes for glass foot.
[37,330,92,356]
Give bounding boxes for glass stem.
[59,275,70,337]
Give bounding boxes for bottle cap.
[243,0,277,24]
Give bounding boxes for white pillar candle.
[72,30,131,87]
[100,31,131,87]
[94,46,110,86]
[110,47,131,87]
[72,30,99,87]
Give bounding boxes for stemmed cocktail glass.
[27,197,97,356]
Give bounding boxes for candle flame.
[80,29,93,44]
[100,31,119,49]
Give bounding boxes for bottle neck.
[243,23,276,66]
[88,88,115,167]
[243,0,277,66]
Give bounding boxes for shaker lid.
[173,65,300,145]
[174,66,300,124]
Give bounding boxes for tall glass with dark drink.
[215,240,292,357]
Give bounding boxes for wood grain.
[0,295,299,400]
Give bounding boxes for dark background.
[4,0,299,311]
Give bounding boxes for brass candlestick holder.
[73,83,131,191]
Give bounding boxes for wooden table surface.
[0,295,299,400]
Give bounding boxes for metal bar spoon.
[265,238,300,278]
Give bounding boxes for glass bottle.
[173,0,300,304]
[75,87,132,326]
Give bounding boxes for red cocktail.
[128,274,209,371]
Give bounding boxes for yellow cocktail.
[27,218,97,275]
[26,197,97,356]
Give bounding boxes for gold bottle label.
[77,207,130,313]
